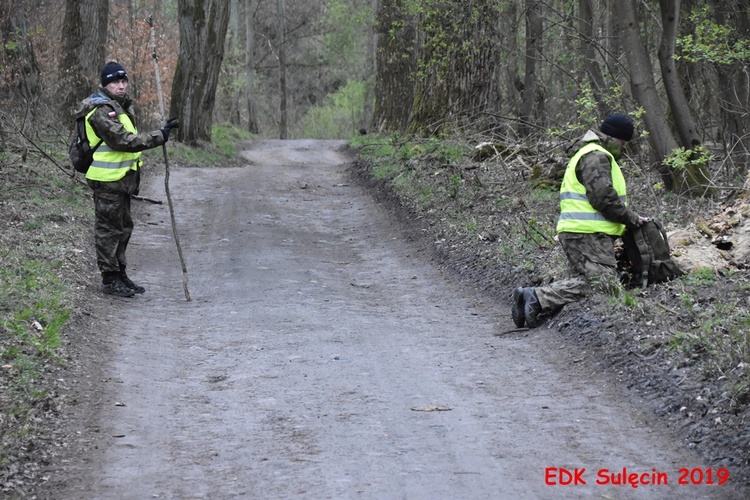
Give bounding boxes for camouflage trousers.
[88,170,139,278]
[92,190,133,276]
[535,232,619,312]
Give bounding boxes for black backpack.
[621,219,685,287]
[68,111,102,174]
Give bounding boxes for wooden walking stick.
[149,15,191,302]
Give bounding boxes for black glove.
[160,118,179,141]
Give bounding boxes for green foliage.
[320,0,373,66]
[685,268,718,286]
[664,145,713,172]
[301,80,368,139]
[608,285,639,308]
[663,145,715,196]
[372,162,402,181]
[677,7,750,64]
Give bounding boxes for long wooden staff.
[149,15,191,302]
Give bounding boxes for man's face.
[105,78,128,97]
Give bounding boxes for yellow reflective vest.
[84,107,142,182]
[556,142,627,236]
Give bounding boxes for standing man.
[512,113,649,328]
[74,61,179,297]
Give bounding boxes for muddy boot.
[523,287,542,328]
[511,287,526,328]
[120,272,145,294]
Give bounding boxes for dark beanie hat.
[600,113,634,142]
[101,61,128,87]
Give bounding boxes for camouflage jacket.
[568,129,641,229]
[73,88,165,153]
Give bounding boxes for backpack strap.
[634,226,651,288]
[84,99,125,153]
[84,104,110,151]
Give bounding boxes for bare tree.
[406,1,502,135]
[714,0,750,169]
[615,0,714,195]
[360,0,378,132]
[658,0,701,149]
[373,0,417,133]
[170,0,231,144]
[276,0,288,139]
[519,0,542,135]
[59,0,109,119]
[6,6,41,111]
[614,0,679,186]
[578,0,607,115]
[245,0,260,134]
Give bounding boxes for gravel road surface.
[43,140,738,499]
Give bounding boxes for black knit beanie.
[600,113,634,142]
[100,61,128,87]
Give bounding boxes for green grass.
[1,258,71,384]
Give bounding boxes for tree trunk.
[616,0,712,195]
[657,0,701,149]
[170,0,231,144]
[276,0,288,139]
[359,0,378,133]
[578,0,607,116]
[372,0,417,133]
[406,1,501,135]
[715,0,750,172]
[227,0,241,127]
[245,0,260,134]
[614,0,679,188]
[519,0,542,136]
[9,7,41,113]
[59,0,109,119]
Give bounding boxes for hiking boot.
[101,278,136,297]
[523,287,542,328]
[120,274,145,294]
[511,287,526,328]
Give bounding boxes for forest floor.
[0,137,749,497]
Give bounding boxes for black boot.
[101,272,135,298]
[511,287,526,328]
[120,271,145,294]
[523,287,542,328]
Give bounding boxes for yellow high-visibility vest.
[84,107,141,182]
[556,142,627,236]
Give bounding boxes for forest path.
[43,140,732,499]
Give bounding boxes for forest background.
[2,0,750,496]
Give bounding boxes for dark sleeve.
[576,151,641,228]
[89,105,165,153]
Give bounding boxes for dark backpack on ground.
[621,219,685,287]
[69,110,102,174]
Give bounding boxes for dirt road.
[44,140,739,499]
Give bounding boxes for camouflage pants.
[88,170,139,278]
[535,232,619,312]
[92,191,133,276]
